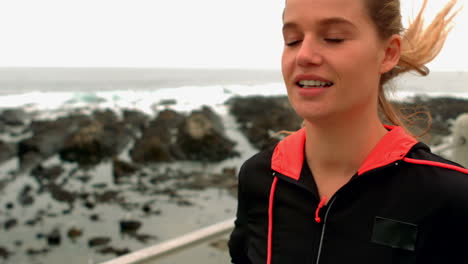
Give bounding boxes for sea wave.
[0,81,466,114]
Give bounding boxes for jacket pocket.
[371,216,418,251]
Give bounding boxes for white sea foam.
[0,69,466,118]
[0,82,287,117]
[0,82,466,114]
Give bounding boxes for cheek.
[281,50,291,67]
[337,45,381,77]
[330,45,382,102]
[281,50,294,79]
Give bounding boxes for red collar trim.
[271,128,306,180]
[271,126,418,180]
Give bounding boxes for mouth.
[296,80,334,88]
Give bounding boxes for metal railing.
[100,218,235,264]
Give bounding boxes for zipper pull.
[315,196,328,223]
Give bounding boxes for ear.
[380,34,401,74]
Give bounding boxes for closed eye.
[285,40,301,46]
[324,38,344,43]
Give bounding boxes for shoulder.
[405,142,468,202]
[237,145,277,195]
[239,145,276,177]
[408,143,467,168]
[405,143,468,177]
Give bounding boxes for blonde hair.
[367,0,461,135]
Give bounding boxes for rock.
[176,199,193,207]
[76,174,92,183]
[59,115,133,165]
[122,109,150,132]
[0,108,29,126]
[31,164,64,183]
[18,115,89,170]
[98,246,130,256]
[142,204,152,213]
[90,214,100,221]
[84,201,95,210]
[133,233,158,243]
[222,167,237,177]
[227,96,302,150]
[47,184,76,204]
[141,202,161,215]
[94,190,122,203]
[25,218,41,226]
[79,193,90,200]
[47,212,58,217]
[130,109,185,163]
[47,229,61,246]
[26,247,49,255]
[92,183,107,189]
[112,158,139,183]
[173,169,238,194]
[92,109,119,126]
[0,141,16,164]
[18,152,43,173]
[132,136,174,162]
[119,220,142,233]
[0,247,11,259]
[210,239,229,251]
[177,106,239,161]
[158,99,177,106]
[4,219,18,230]
[67,227,83,239]
[18,185,34,206]
[129,106,239,162]
[88,237,111,247]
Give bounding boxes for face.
[282,0,396,123]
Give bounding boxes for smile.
[297,80,334,88]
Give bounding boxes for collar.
[271,125,418,180]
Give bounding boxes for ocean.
[0,68,466,264]
[0,68,467,112]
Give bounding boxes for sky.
[0,0,466,71]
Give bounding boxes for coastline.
[0,85,467,263]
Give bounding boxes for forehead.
[283,0,370,27]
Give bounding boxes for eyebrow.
[282,17,357,32]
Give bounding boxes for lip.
[297,86,328,97]
[294,74,333,84]
[293,74,333,98]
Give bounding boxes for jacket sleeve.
[228,164,252,264]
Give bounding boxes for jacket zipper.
[315,195,337,264]
[313,162,401,264]
[272,162,401,264]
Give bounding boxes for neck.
[304,112,388,178]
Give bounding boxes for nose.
[296,36,323,67]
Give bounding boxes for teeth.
[298,80,333,87]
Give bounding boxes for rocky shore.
[0,95,467,263]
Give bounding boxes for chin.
[292,106,331,122]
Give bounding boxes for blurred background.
[0,0,466,263]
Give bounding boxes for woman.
[229,0,467,263]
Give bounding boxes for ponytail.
[369,0,460,135]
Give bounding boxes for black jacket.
[229,126,468,264]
